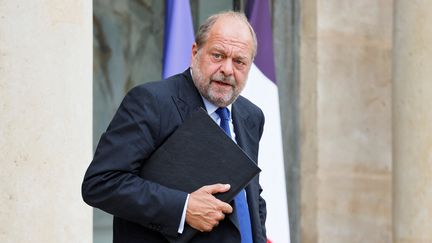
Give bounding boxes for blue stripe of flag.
[163,0,195,79]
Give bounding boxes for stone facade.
[298,0,393,242]
[0,1,92,242]
[393,1,432,242]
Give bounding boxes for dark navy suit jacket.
[82,70,267,243]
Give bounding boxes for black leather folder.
[139,108,261,243]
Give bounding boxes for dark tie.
[215,107,253,243]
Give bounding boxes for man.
[82,11,267,243]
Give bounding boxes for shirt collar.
[201,96,232,116]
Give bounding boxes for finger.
[211,219,219,228]
[217,212,225,221]
[219,202,233,214]
[203,183,230,194]
[203,223,214,232]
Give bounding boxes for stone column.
[299,0,319,242]
[393,1,432,242]
[0,1,92,243]
[299,0,393,242]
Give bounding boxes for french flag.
[243,0,291,242]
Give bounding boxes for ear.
[191,42,198,57]
[190,43,199,68]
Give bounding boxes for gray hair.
[195,11,257,59]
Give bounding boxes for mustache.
[211,74,236,85]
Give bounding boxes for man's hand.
[186,184,233,232]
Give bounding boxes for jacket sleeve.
[81,86,186,237]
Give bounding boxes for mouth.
[212,80,232,87]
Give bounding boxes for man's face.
[191,16,254,107]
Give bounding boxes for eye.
[234,58,247,67]
[235,59,244,65]
[212,53,223,60]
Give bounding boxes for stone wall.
[299,0,393,242]
[0,1,92,242]
[393,1,432,242]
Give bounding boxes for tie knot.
[215,107,230,121]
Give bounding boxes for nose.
[220,59,234,76]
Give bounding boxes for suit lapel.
[172,69,205,121]
[232,99,256,155]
